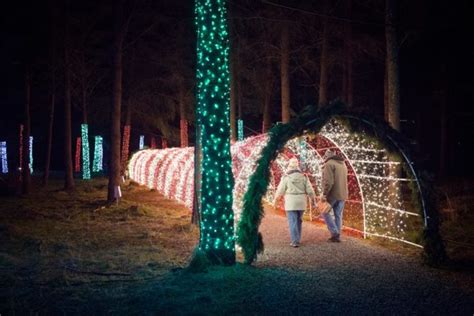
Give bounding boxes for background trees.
[0,0,472,185]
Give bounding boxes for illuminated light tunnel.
[129,119,425,248]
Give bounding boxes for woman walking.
[273,158,316,247]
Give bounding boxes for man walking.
[321,150,348,242]
[273,158,315,247]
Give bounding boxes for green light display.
[29,136,33,174]
[238,119,244,141]
[92,136,103,172]
[195,0,235,264]
[81,124,91,179]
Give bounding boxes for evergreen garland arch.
[236,101,447,265]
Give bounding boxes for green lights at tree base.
[195,0,235,261]
[81,124,91,179]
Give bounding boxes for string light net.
[129,119,424,248]
[0,141,7,174]
[81,124,91,179]
[194,0,235,260]
[75,137,81,173]
[92,136,103,172]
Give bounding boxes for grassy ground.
[0,177,199,313]
[0,177,472,314]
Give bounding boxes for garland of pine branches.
[236,100,447,266]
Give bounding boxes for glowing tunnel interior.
[128,119,425,247]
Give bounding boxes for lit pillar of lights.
[161,137,168,149]
[121,125,131,174]
[75,137,81,173]
[92,136,103,172]
[28,136,33,174]
[237,119,244,141]
[150,137,157,149]
[81,124,91,179]
[0,141,7,173]
[139,135,145,150]
[180,119,188,147]
[195,0,235,263]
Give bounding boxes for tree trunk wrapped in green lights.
[194,0,235,265]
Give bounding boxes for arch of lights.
[128,119,424,248]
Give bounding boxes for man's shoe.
[327,236,339,242]
[290,242,299,247]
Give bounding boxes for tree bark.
[43,78,55,186]
[343,0,353,107]
[439,88,447,177]
[108,0,128,201]
[280,22,290,123]
[384,55,389,121]
[262,57,273,132]
[120,103,131,175]
[230,51,237,141]
[64,14,75,190]
[319,0,330,107]
[385,0,400,131]
[21,70,31,194]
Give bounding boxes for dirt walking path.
[248,208,474,314]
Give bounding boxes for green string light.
[29,136,33,174]
[81,124,91,179]
[195,0,235,264]
[238,119,244,141]
[92,136,103,173]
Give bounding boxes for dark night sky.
[0,0,473,177]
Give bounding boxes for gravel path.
[250,209,474,315]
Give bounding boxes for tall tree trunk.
[108,0,128,202]
[436,69,449,177]
[343,0,353,107]
[43,44,55,186]
[121,103,131,175]
[280,22,290,123]
[179,86,188,147]
[22,69,31,194]
[64,16,75,190]
[230,51,237,141]
[319,0,330,107]
[262,57,273,133]
[384,56,389,121]
[385,0,400,131]
[43,79,55,186]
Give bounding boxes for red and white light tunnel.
[129,119,425,247]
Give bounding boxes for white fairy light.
[128,119,424,248]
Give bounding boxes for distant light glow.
[161,138,168,149]
[0,141,7,173]
[92,136,103,172]
[75,137,81,173]
[28,136,33,173]
[180,119,188,147]
[81,124,91,179]
[150,137,157,149]
[139,135,145,150]
[238,119,244,141]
